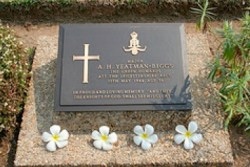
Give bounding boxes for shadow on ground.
[32,55,223,135]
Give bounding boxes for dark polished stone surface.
[55,23,191,111]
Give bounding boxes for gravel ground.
[0,20,249,167]
[13,23,233,167]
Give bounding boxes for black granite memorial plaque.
[55,23,192,111]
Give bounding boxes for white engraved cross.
[73,44,100,84]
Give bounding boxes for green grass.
[209,13,250,131]
[191,0,216,31]
[0,0,75,10]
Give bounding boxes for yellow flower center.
[185,131,192,138]
[141,133,148,139]
[52,134,60,141]
[101,135,108,141]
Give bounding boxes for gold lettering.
[98,65,103,70]
[106,64,112,69]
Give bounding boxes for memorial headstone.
[55,23,192,111]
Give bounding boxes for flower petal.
[46,140,56,152]
[59,130,69,141]
[174,134,185,144]
[102,142,112,151]
[108,132,118,143]
[191,133,203,144]
[184,138,194,150]
[93,140,103,150]
[133,125,144,135]
[141,140,151,150]
[99,126,110,135]
[133,136,142,145]
[147,134,158,144]
[145,124,154,135]
[188,121,198,133]
[91,130,101,140]
[50,125,61,135]
[175,125,187,134]
[56,140,68,148]
[42,132,52,142]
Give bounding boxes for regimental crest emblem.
[123,31,147,55]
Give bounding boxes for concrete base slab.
[15,24,233,167]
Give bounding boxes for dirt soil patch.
[0,134,10,167]
[0,0,247,24]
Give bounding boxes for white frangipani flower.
[133,124,158,150]
[91,126,118,151]
[174,121,203,150]
[42,125,69,152]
